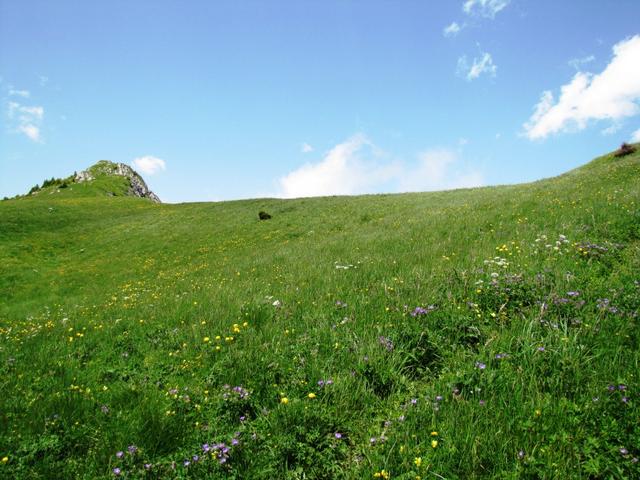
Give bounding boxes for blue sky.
[1,0,639,202]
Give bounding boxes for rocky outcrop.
[75,161,161,203]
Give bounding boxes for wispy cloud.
[443,22,462,37]
[601,123,621,136]
[132,155,166,175]
[463,0,510,18]
[631,127,640,143]
[301,142,314,153]
[457,52,497,81]
[397,148,484,193]
[8,88,30,98]
[568,55,595,70]
[523,35,640,140]
[7,100,44,142]
[276,134,483,198]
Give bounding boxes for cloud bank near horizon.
[276,134,484,199]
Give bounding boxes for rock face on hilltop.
[75,160,161,203]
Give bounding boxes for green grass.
[1,147,639,479]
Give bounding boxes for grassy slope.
[1,149,639,479]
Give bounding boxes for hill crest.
[75,160,161,203]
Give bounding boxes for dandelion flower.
[308,393,316,399]
[431,440,438,448]
[280,397,289,405]
[414,457,422,467]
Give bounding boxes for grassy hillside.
[1,148,639,479]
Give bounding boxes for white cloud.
[458,52,497,80]
[39,76,49,87]
[9,88,30,98]
[278,134,395,198]
[601,123,622,135]
[18,124,40,141]
[523,35,640,140]
[397,149,484,192]
[132,155,166,175]
[463,0,510,18]
[301,142,314,153]
[568,55,595,70]
[6,100,44,142]
[631,127,640,142]
[276,135,484,199]
[443,22,462,37]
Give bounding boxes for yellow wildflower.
[414,457,422,467]
[280,397,289,405]
[431,440,438,449]
[308,393,316,399]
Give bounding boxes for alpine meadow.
[1,145,639,479]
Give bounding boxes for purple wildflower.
[378,336,394,351]
[411,305,435,316]
[435,395,443,402]
[479,399,486,406]
[411,398,418,405]
[230,385,250,399]
[113,467,122,476]
[116,451,124,459]
[334,432,342,439]
[127,445,137,455]
[144,463,152,470]
[537,346,545,352]
[183,460,190,467]
[475,361,486,370]
[620,448,629,456]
